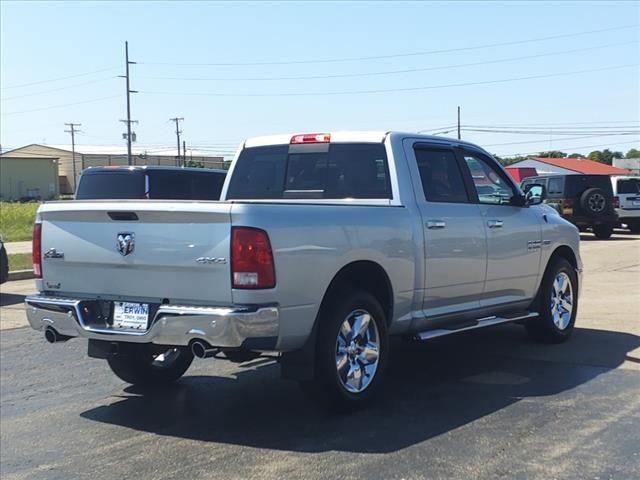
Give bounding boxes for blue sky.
[1,1,638,158]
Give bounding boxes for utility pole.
[119,41,138,165]
[170,117,184,167]
[64,123,82,193]
[183,140,187,167]
[457,106,461,140]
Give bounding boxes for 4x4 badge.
[117,232,135,256]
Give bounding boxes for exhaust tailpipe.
[44,326,72,343]
[191,340,217,359]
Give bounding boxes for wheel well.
[550,245,577,270]
[319,261,394,326]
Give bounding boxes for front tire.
[593,224,613,240]
[107,344,193,387]
[304,290,389,411]
[526,257,578,343]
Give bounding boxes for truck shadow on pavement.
[0,292,26,307]
[81,325,639,453]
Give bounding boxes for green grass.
[8,253,32,272]
[0,202,40,242]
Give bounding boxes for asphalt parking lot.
[1,233,639,480]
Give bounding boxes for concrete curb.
[7,270,35,281]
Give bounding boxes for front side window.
[463,153,515,205]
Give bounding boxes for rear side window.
[414,148,469,203]
[148,171,225,200]
[548,177,564,194]
[226,143,391,199]
[76,172,145,199]
[617,178,640,194]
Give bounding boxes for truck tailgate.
[38,201,233,304]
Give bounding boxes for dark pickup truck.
[75,166,227,201]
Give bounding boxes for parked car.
[521,174,618,239]
[25,132,582,410]
[610,175,640,233]
[75,166,227,201]
[0,236,8,284]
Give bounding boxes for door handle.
[487,219,503,229]
[426,220,446,229]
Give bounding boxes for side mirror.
[523,183,546,206]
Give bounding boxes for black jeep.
[522,174,618,240]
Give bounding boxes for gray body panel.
[32,132,583,351]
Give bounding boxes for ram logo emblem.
[117,232,135,256]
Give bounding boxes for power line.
[500,139,640,157]
[463,120,640,127]
[463,128,640,135]
[137,41,637,82]
[1,77,116,101]
[138,24,638,66]
[482,133,640,147]
[1,67,118,90]
[1,95,121,116]
[142,63,639,97]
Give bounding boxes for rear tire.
[107,344,193,387]
[302,290,389,411]
[580,188,609,216]
[593,224,613,240]
[526,257,578,343]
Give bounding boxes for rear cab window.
[226,142,391,200]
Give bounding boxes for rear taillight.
[613,196,620,209]
[32,223,42,278]
[231,227,275,289]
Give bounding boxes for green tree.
[538,151,567,158]
[626,148,640,158]
[494,155,529,166]
[588,150,604,163]
[568,153,585,159]
[588,149,623,165]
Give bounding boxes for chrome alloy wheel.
[550,272,574,330]
[588,193,606,212]
[335,309,380,394]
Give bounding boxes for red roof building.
[508,157,631,176]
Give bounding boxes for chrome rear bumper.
[25,295,279,350]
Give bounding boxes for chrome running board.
[414,312,538,341]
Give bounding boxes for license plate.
[633,201,640,206]
[113,302,149,330]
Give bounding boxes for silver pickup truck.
[25,131,582,409]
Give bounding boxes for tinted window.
[226,143,391,199]
[76,172,145,199]
[414,149,469,203]
[76,170,226,200]
[548,177,564,194]
[617,178,640,194]
[149,171,225,200]
[463,154,514,205]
